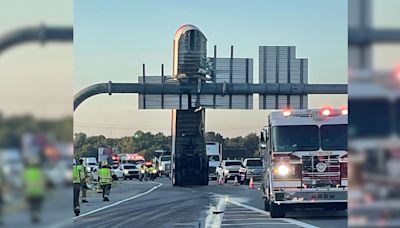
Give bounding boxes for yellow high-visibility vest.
[24,166,45,196]
[73,164,81,184]
[99,167,112,185]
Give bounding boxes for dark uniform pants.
[73,183,81,208]
[81,179,87,200]
[27,196,43,222]
[101,184,111,199]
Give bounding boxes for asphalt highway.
[74,177,347,228]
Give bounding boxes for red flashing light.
[320,107,332,117]
[393,66,400,82]
[340,106,348,115]
[282,109,291,117]
[145,161,153,166]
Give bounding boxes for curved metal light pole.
[73,81,347,111]
[0,24,73,54]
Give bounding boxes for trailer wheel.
[269,202,286,218]
[202,172,209,185]
[264,198,270,211]
[172,174,176,186]
[174,171,181,186]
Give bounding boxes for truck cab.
[158,155,171,177]
[206,142,222,180]
[82,157,97,173]
[261,108,348,218]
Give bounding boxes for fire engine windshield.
[321,124,348,150]
[349,99,391,138]
[272,125,319,152]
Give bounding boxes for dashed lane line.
[227,199,320,228]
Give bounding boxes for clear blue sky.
[74,0,348,137]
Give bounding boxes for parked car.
[217,160,242,183]
[240,158,263,185]
[119,164,139,180]
[111,166,124,180]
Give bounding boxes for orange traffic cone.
[233,176,239,186]
[218,177,224,185]
[249,177,255,189]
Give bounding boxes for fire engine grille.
[302,155,340,186]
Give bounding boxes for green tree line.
[74,131,260,160]
[0,113,72,148]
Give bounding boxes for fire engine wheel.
[269,202,286,218]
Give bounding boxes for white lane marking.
[204,196,227,228]
[174,222,202,226]
[221,223,290,226]
[223,211,260,214]
[280,218,321,228]
[227,200,320,228]
[74,182,162,219]
[222,218,270,221]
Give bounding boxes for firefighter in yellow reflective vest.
[24,157,46,223]
[99,161,112,201]
[73,159,82,216]
[148,166,157,181]
[78,159,89,203]
[139,164,148,181]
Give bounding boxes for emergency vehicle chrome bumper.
[273,188,347,204]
